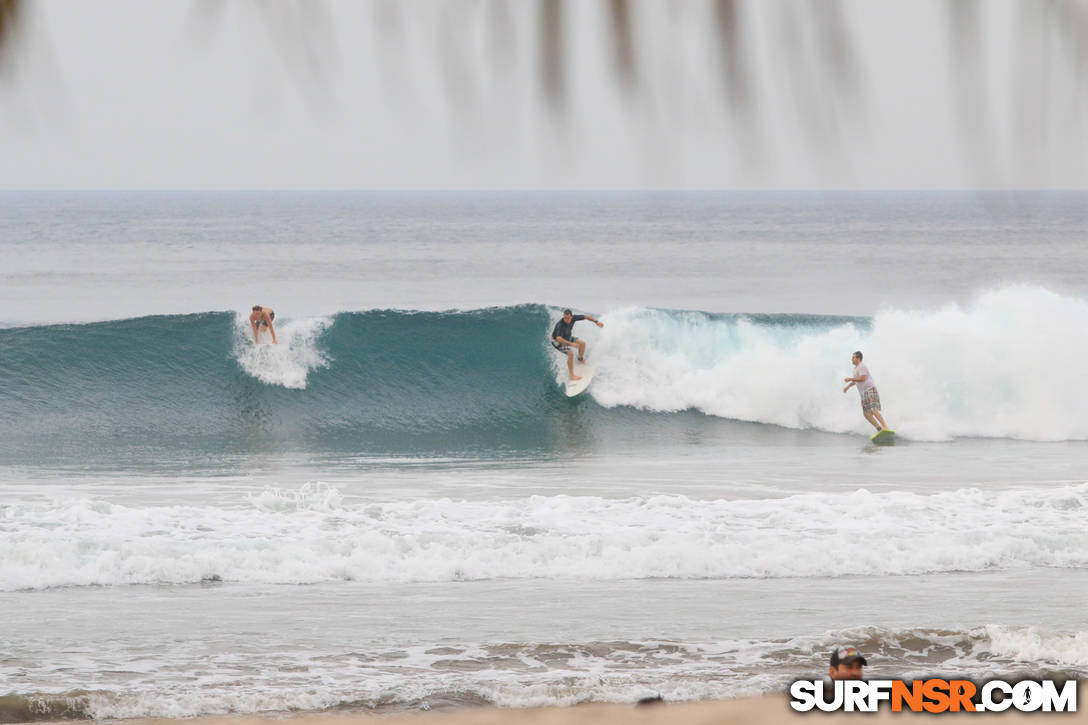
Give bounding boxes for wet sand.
[92,692,1086,725]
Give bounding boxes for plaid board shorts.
[551,337,578,353]
[861,387,882,413]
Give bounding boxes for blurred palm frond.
[539,0,565,110]
[0,0,21,69]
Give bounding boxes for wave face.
[0,305,566,462]
[3,481,1086,591]
[3,287,1088,463]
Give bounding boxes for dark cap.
[829,646,868,667]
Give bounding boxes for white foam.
[248,481,345,512]
[587,286,1088,441]
[979,625,1088,668]
[232,312,332,389]
[3,482,1087,590]
[45,625,1088,718]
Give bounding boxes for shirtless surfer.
[249,305,277,344]
[551,309,603,380]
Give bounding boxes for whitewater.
[3,482,1087,591]
[586,285,1088,440]
[2,191,1087,721]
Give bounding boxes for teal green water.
[0,306,861,464]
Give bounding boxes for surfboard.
[871,429,896,446]
[564,361,595,397]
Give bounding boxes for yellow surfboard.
[871,429,896,446]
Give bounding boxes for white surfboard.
[564,361,595,397]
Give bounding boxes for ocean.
[2,191,1087,720]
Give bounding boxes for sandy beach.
[98,691,1086,725]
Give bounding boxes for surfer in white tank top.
[842,350,888,432]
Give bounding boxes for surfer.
[843,350,887,431]
[551,308,603,380]
[249,305,277,344]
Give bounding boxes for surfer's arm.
[251,320,259,343]
[268,322,277,344]
[554,336,572,345]
[843,380,856,393]
[584,315,603,327]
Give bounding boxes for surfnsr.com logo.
[789,679,1077,713]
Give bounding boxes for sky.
[0,0,1085,190]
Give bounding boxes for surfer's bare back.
[250,305,277,344]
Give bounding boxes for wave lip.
[3,482,1086,591]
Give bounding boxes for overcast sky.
[1,0,1085,190]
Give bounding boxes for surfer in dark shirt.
[551,308,603,380]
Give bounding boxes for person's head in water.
[828,646,867,680]
[852,350,863,365]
